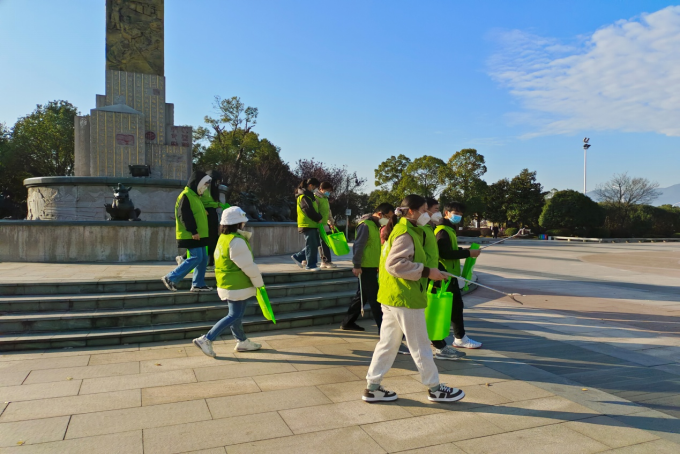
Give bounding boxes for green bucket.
[460,243,479,291]
[425,279,453,340]
[319,226,350,256]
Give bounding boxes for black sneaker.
[161,276,177,292]
[397,343,410,355]
[340,323,365,331]
[362,386,398,402]
[190,286,213,293]
[428,384,465,403]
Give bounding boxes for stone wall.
[0,222,303,263]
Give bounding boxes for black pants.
[319,232,333,263]
[206,208,219,266]
[341,267,382,332]
[431,273,465,349]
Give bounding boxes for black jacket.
[435,218,471,261]
[177,171,210,249]
[296,188,322,232]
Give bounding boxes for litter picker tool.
[359,275,364,317]
[479,231,522,249]
[441,272,524,304]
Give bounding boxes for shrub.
[504,227,518,236]
[539,190,604,231]
[545,228,572,237]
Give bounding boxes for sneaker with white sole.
[453,335,482,349]
[291,256,304,268]
[205,265,215,272]
[235,339,262,352]
[190,286,213,292]
[397,343,410,355]
[428,384,465,402]
[362,386,398,402]
[175,256,184,266]
[434,345,466,361]
[161,276,177,292]
[305,267,321,272]
[320,262,337,269]
[192,335,216,357]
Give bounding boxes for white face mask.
[197,184,208,195]
[416,212,430,226]
[237,228,252,241]
[430,212,443,223]
[378,217,389,226]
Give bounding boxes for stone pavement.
[0,241,678,453]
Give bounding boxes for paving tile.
[563,415,659,449]
[0,355,90,372]
[454,423,609,454]
[142,377,260,406]
[143,412,292,454]
[0,371,28,387]
[0,346,140,362]
[253,367,360,391]
[266,335,349,349]
[65,399,212,439]
[0,380,81,403]
[194,362,297,382]
[0,429,143,454]
[234,346,335,370]
[80,369,196,394]
[611,409,681,443]
[207,386,332,419]
[435,365,513,387]
[0,389,140,422]
[317,375,425,403]
[397,444,467,454]
[140,355,235,373]
[181,448,226,454]
[279,399,411,434]
[344,362,422,380]
[0,416,69,447]
[471,395,600,431]
[186,341,270,358]
[23,361,140,384]
[483,380,555,402]
[603,439,681,453]
[226,426,385,454]
[89,348,187,365]
[361,410,502,452]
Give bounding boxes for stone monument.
[25,0,191,221]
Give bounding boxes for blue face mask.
[324,191,331,197]
[449,214,462,224]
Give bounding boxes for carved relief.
[106,0,164,76]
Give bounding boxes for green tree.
[396,155,448,198]
[374,154,411,194]
[442,149,488,224]
[483,178,509,226]
[506,169,546,228]
[539,190,603,233]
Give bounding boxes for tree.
[374,154,411,192]
[594,173,661,228]
[506,169,546,227]
[483,178,510,226]
[396,155,448,198]
[441,149,488,225]
[539,190,603,232]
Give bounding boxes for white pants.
[366,304,439,388]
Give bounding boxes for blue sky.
[0,0,678,193]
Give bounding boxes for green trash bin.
[256,287,276,324]
[319,226,350,256]
[460,243,479,291]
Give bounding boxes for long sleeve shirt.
[384,231,430,281]
[216,237,265,301]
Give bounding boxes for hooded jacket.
[177,171,210,249]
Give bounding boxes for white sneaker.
[193,335,216,357]
[235,339,262,352]
[175,256,184,266]
[305,267,321,272]
[190,286,213,293]
[362,385,398,402]
[428,384,465,402]
[454,335,482,349]
[205,265,215,272]
[434,345,466,361]
[320,262,337,269]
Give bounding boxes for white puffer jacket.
[216,237,264,302]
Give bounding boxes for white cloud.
[489,6,680,138]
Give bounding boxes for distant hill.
[587,184,680,207]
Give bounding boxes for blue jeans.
[166,246,207,287]
[206,300,248,342]
[293,228,320,269]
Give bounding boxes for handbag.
[460,243,480,291]
[256,287,276,324]
[319,225,350,256]
[425,279,453,340]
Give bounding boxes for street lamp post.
[583,138,591,194]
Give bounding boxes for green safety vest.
[377,217,428,309]
[199,189,219,209]
[297,194,320,228]
[214,232,254,290]
[175,187,209,240]
[420,223,440,269]
[317,196,330,225]
[360,219,381,268]
[435,224,461,276]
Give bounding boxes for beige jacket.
[384,233,427,281]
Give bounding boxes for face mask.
[379,217,389,226]
[416,212,430,226]
[237,228,252,241]
[197,184,208,195]
[449,214,462,224]
[430,212,443,223]
[324,191,331,197]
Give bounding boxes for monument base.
[0,221,303,262]
[24,176,184,221]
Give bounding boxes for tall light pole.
[583,138,591,194]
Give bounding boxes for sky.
[0,0,679,193]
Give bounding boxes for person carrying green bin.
[192,207,264,357]
[200,170,230,270]
[434,201,483,349]
[314,182,337,269]
[291,178,323,271]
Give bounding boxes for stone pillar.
[74,116,91,176]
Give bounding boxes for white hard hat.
[220,207,249,226]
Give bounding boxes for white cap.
[221,207,249,226]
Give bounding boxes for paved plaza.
[0,241,678,453]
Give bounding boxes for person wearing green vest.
[162,171,213,293]
[291,178,323,271]
[340,202,395,333]
[192,207,264,357]
[435,201,482,349]
[362,195,465,404]
[314,182,337,269]
[199,170,230,270]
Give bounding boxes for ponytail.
[382,194,425,239]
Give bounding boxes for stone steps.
[0,270,359,351]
